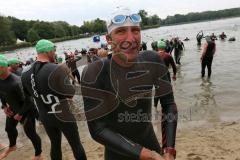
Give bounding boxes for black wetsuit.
[0,73,41,156]
[154,51,177,107]
[141,42,147,51]
[174,41,184,64]
[67,57,81,84]
[196,32,204,45]
[21,62,86,160]
[81,51,178,160]
[11,67,23,76]
[201,41,216,77]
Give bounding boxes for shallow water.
[1,17,240,142]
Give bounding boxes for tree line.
[0,7,240,47]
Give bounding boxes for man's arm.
[87,118,144,159]
[16,82,32,116]
[155,71,177,158]
[213,43,216,56]
[1,97,7,109]
[169,57,177,81]
[201,42,208,60]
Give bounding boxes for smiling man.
[81,7,178,160]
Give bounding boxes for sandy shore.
[1,120,240,160]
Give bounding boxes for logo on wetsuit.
[31,73,62,114]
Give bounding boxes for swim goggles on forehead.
[111,14,142,24]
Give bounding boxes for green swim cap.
[8,58,20,65]
[57,56,63,63]
[36,39,55,53]
[157,40,166,49]
[0,55,6,59]
[0,55,8,67]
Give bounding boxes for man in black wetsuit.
[0,56,42,160]
[173,38,184,65]
[154,40,177,109]
[66,53,81,84]
[21,39,87,160]
[201,36,216,78]
[8,58,23,76]
[196,30,204,45]
[81,7,178,160]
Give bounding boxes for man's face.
[107,26,141,63]
[10,64,19,70]
[0,67,8,79]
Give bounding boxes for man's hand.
[139,148,164,160]
[172,75,176,81]
[163,153,175,160]
[3,107,14,117]
[14,114,23,121]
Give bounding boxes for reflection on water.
[191,78,220,123]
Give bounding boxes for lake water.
[1,17,240,143]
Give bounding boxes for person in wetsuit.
[0,56,42,160]
[210,33,217,41]
[140,41,147,51]
[173,38,184,65]
[21,39,87,160]
[66,53,81,84]
[81,7,177,160]
[151,41,158,51]
[157,40,177,81]
[200,36,216,78]
[8,58,23,76]
[87,48,100,63]
[219,32,227,40]
[154,40,177,109]
[196,30,204,45]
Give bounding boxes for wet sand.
[1,119,240,160]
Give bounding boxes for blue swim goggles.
[111,14,142,24]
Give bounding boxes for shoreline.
[1,117,240,160]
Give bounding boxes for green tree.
[0,16,16,45]
[53,21,72,36]
[27,28,40,43]
[32,21,55,39]
[138,10,148,26]
[70,25,80,36]
[52,23,66,38]
[9,17,29,41]
[150,14,161,25]
[92,18,107,33]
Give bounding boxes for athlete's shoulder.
[82,58,109,84]
[139,50,163,63]
[9,73,21,88]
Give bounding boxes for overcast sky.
[1,0,240,26]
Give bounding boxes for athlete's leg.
[201,58,207,77]
[61,122,87,160]
[0,117,18,159]
[206,57,213,78]
[5,117,18,147]
[22,115,42,156]
[44,125,62,160]
[75,70,81,84]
